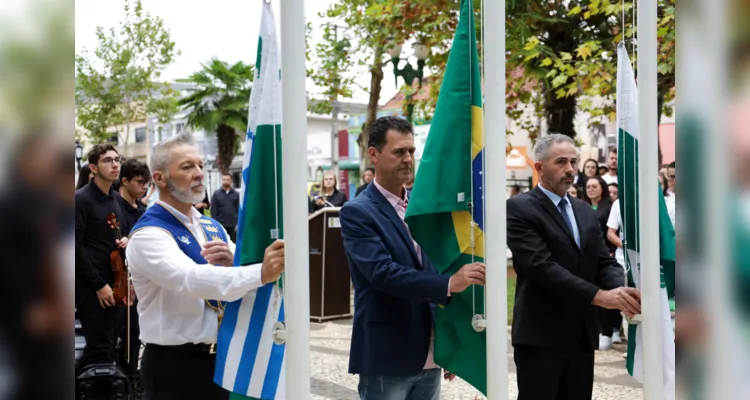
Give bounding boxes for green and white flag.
[616,42,675,400]
[214,2,285,399]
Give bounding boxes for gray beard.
[166,179,204,204]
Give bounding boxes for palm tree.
[178,58,254,174]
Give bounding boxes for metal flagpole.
[280,0,311,397]
[483,0,508,398]
[636,0,664,398]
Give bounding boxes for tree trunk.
[125,122,131,159]
[540,23,578,138]
[657,92,664,167]
[358,46,384,177]
[217,123,236,175]
[543,80,578,138]
[656,73,674,167]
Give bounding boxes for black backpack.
[75,363,131,400]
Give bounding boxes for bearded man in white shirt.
[126,134,285,400]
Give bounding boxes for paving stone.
[308,320,642,399]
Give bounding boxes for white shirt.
[126,200,263,346]
[606,199,625,266]
[538,184,581,248]
[665,191,676,228]
[602,173,618,185]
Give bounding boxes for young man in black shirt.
[75,144,128,367]
[117,159,150,227]
[210,173,240,242]
[114,158,150,382]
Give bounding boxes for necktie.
[557,198,575,236]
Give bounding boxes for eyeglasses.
[99,157,121,165]
[132,178,151,187]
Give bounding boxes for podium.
[308,207,352,322]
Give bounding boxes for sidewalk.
[309,319,642,400]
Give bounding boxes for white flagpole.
[637,0,664,398]
[483,0,508,398]
[280,0,311,397]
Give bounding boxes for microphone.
[313,195,335,208]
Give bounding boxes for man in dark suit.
[340,116,486,400]
[507,133,641,400]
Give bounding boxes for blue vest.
[131,203,228,310]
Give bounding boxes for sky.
[74,0,403,106]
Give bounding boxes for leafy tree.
[506,0,675,144]
[75,0,179,148]
[314,0,467,172]
[178,59,253,174]
[307,23,357,115]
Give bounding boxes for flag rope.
[480,0,487,327]
[273,81,284,307]
[468,0,487,332]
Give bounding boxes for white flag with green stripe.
[616,42,676,400]
[214,2,285,399]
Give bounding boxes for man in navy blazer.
[340,116,486,400]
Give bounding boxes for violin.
[107,213,133,363]
[107,213,130,307]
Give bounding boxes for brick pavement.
[309,319,642,400]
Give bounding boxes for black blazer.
[507,186,624,351]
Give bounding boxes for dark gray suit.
[507,185,624,400]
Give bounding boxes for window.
[135,127,147,143]
[606,135,617,148]
[161,123,173,138]
[107,133,119,145]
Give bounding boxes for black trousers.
[514,344,595,400]
[141,343,229,400]
[78,290,122,366]
[222,225,237,242]
[118,302,141,378]
[598,308,623,337]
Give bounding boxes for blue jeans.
[358,368,441,400]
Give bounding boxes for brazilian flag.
[404,0,486,394]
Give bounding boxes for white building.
[76,80,368,196]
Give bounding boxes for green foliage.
[178,58,254,174]
[312,0,468,173]
[75,0,179,145]
[505,0,676,140]
[507,275,516,326]
[307,22,356,115]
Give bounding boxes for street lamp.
[75,140,84,171]
[388,40,429,121]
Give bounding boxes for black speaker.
[75,363,131,400]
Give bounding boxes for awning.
[321,160,360,171]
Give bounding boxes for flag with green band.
[616,42,675,400]
[404,0,486,393]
